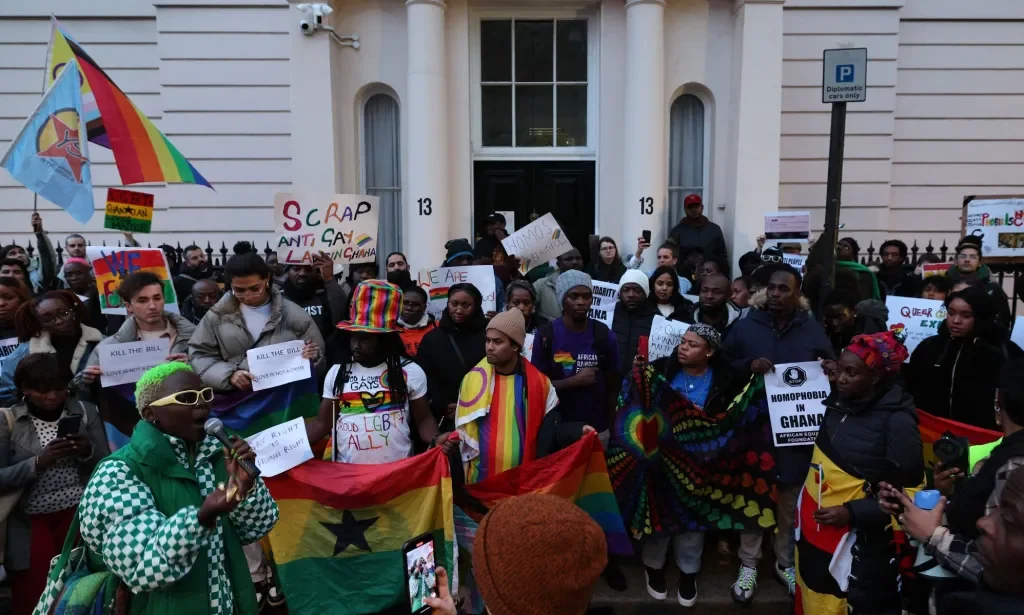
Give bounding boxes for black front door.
[474,161,596,263]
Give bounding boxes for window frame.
[470,8,599,159]
[667,91,713,220]
[359,90,403,254]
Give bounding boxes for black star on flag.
[321,510,380,555]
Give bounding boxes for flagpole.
[32,19,54,215]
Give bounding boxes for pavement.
[1,542,793,614]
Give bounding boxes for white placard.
[884,296,945,359]
[0,337,18,370]
[764,362,829,447]
[500,213,572,268]
[521,332,535,360]
[782,253,807,271]
[962,197,1024,258]
[588,281,619,329]
[244,418,314,477]
[648,315,690,361]
[97,339,171,388]
[421,266,497,320]
[247,340,311,392]
[765,211,811,243]
[273,193,380,265]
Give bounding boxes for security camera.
[299,19,314,35]
[296,3,333,35]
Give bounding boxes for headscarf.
[687,323,721,350]
[844,331,908,379]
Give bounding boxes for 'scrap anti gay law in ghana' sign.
[274,194,380,265]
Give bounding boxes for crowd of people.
[1,199,1024,615]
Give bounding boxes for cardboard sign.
[921,263,947,278]
[86,246,179,316]
[104,188,154,234]
[0,337,19,370]
[765,211,811,242]
[962,196,1024,259]
[588,281,619,329]
[764,362,829,447]
[244,417,314,477]
[500,213,572,268]
[648,315,690,361]
[421,266,496,320]
[885,296,945,359]
[274,193,380,265]
[247,341,311,392]
[97,339,170,387]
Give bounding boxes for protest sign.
[782,253,807,271]
[648,316,690,361]
[0,337,19,370]
[245,417,314,477]
[97,339,170,387]
[1011,316,1024,352]
[885,296,945,358]
[521,332,535,360]
[421,266,496,319]
[103,188,154,234]
[501,213,572,268]
[247,340,311,392]
[86,246,179,315]
[588,281,619,329]
[274,193,380,266]
[765,211,811,242]
[962,196,1024,260]
[764,362,829,447]
[921,263,947,278]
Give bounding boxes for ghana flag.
[265,446,456,615]
[86,246,177,315]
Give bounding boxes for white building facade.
[1,0,1022,269]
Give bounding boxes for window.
[480,19,588,148]
[363,94,401,261]
[668,94,705,223]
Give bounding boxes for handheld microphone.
[204,418,261,478]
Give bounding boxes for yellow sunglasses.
[148,388,215,408]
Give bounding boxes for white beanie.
[618,269,650,297]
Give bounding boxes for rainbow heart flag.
[264,447,456,615]
[46,18,211,188]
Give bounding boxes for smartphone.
[642,230,652,244]
[57,415,82,438]
[403,533,438,614]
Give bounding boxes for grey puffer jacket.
[188,288,325,392]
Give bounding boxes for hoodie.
[946,264,1012,327]
[415,309,488,420]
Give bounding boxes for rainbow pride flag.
[264,447,456,615]
[918,410,1000,469]
[46,18,211,188]
[211,375,321,438]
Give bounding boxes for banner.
[765,211,810,242]
[274,193,379,265]
[764,361,829,447]
[648,315,690,361]
[104,187,154,233]
[420,266,496,319]
[588,280,618,329]
[247,340,311,392]
[885,296,945,358]
[500,213,571,268]
[963,196,1024,258]
[97,339,169,387]
[86,246,179,315]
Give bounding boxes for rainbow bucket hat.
[336,280,402,333]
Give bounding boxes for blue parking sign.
[836,64,855,83]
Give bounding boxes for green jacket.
[79,421,278,614]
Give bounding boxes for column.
[622,0,666,271]
[726,0,784,270]
[406,0,451,270]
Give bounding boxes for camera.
[934,431,970,475]
[296,3,333,36]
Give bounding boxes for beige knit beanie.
[487,308,526,348]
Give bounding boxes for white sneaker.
[775,562,796,597]
[731,565,758,604]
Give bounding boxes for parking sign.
[822,48,867,103]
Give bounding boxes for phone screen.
[405,536,437,613]
[57,415,82,438]
[642,230,652,243]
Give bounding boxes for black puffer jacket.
[906,322,1023,430]
[416,309,487,420]
[611,302,657,374]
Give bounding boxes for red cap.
[684,194,702,206]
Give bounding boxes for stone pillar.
[622,0,666,271]
[405,0,450,270]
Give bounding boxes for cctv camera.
[299,19,314,35]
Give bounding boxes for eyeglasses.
[148,388,215,407]
[599,246,616,252]
[39,308,74,326]
[761,254,782,264]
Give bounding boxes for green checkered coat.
[78,421,278,614]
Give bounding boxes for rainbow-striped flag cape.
[211,374,321,438]
[45,18,211,188]
[264,447,456,615]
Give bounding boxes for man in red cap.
[668,194,729,277]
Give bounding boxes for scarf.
[455,357,553,483]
